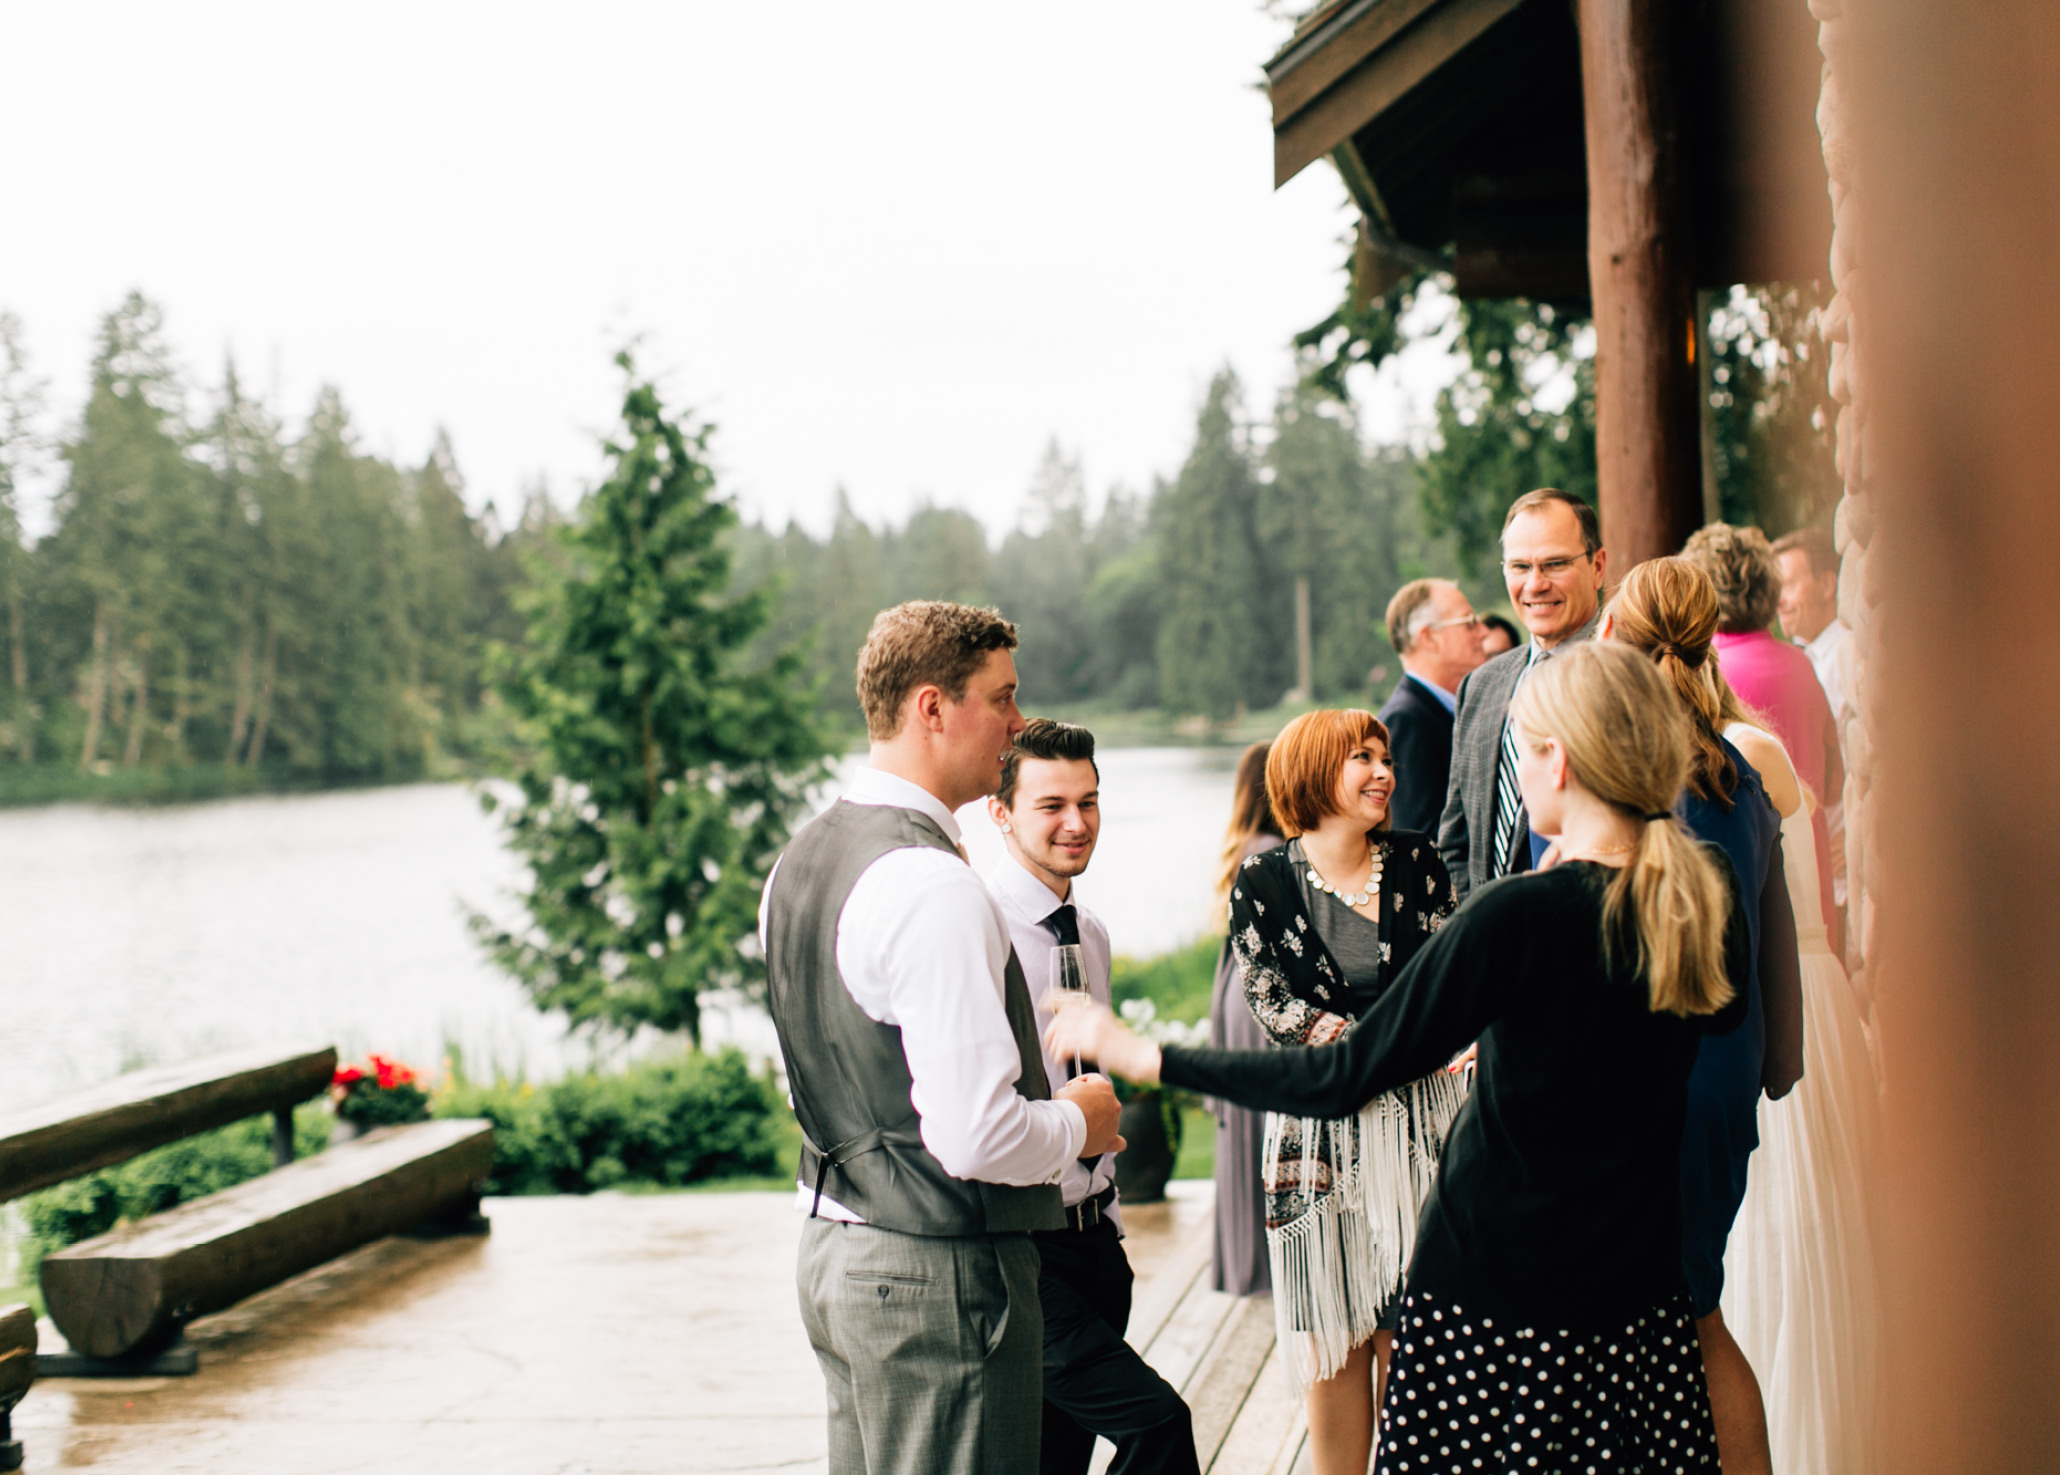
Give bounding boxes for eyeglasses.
[1420,614,1480,634]
[1501,552,1594,580]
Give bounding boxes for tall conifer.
[478,357,830,1039]
[1154,370,1269,720]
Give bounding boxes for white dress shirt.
[986,851,1120,1217]
[1801,619,1854,729]
[760,767,1088,1222]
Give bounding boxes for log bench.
[41,1118,494,1360]
[0,1044,339,1201]
[0,1304,32,1472]
[0,1044,493,1387]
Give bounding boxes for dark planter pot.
[1115,1092,1177,1204]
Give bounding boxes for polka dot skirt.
[1377,1291,1718,1473]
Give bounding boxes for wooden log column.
[1819,0,2060,1466]
[1575,0,1704,569]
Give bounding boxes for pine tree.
[45,293,203,770]
[477,356,832,1039]
[1154,371,1270,720]
[1261,382,1417,701]
[295,388,422,778]
[992,440,1097,706]
[0,314,44,763]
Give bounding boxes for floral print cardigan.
[1230,831,1459,1230]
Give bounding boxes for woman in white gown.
[1718,687,1883,1475]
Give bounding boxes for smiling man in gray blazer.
[1438,488,1610,900]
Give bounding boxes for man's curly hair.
[855,601,1018,740]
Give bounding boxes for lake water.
[0,749,1239,1114]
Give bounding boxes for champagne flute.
[1050,943,1104,1170]
[1050,943,1090,1078]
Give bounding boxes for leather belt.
[1060,1185,1117,1232]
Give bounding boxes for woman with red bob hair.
[1228,708,1467,1475]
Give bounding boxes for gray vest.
[764,800,1064,1236]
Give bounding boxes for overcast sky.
[1,2,1459,538]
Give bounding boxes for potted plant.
[1110,1001,1206,1204]
[330,1053,431,1140]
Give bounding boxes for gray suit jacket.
[1436,646,1531,901]
[1437,612,1600,901]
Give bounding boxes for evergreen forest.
[0,279,1834,805]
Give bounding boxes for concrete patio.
[15,1181,1310,1474]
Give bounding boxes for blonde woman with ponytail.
[1601,556,1804,1475]
[1048,643,1748,1474]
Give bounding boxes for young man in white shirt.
[761,602,1124,1475]
[985,720,1199,1475]
[1773,526,1852,911]
[1773,526,1853,726]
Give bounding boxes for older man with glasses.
[1378,578,1488,834]
[1437,487,1610,900]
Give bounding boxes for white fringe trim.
[1263,1070,1470,1396]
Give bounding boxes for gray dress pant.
[798,1216,1045,1475]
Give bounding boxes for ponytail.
[1511,643,1736,1017]
[1609,559,1737,807]
[1606,813,1735,1016]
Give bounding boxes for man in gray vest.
[762,600,1125,1475]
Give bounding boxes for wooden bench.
[0,1044,339,1200]
[0,1045,493,1375]
[42,1118,493,1360]
[0,1304,32,1472]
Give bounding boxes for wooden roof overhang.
[1267,0,1831,305]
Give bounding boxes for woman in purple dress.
[1209,740,1277,1297]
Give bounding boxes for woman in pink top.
[1684,523,1843,950]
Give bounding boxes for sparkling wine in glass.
[1050,943,1090,1078]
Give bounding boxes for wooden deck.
[1100,1182,1312,1475]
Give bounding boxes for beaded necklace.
[1305,843,1384,909]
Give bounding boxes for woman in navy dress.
[1602,556,1803,1475]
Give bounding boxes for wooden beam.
[1274,0,1526,187]
[0,1045,337,1204]
[1575,0,1702,570]
[1267,0,1446,128]
[40,1118,493,1360]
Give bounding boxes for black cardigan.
[1230,831,1453,1046]
[1164,860,1749,1330]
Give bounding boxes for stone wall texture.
[1808,0,1879,1003]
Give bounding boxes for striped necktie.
[1491,710,1525,877]
[1490,648,1545,877]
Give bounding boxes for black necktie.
[1045,901,1100,1161]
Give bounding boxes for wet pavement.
[12,1185,1209,1474]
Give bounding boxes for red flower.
[332,1064,367,1090]
[368,1053,416,1090]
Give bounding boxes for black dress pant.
[1034,1216,1199,1475]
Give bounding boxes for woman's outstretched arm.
[1054,878,1525,1117]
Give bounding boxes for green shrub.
[16,1103,334,1267]
[10,1047,786,1279]
[433,1048,786,1195]
[1110,935,1221,1025]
